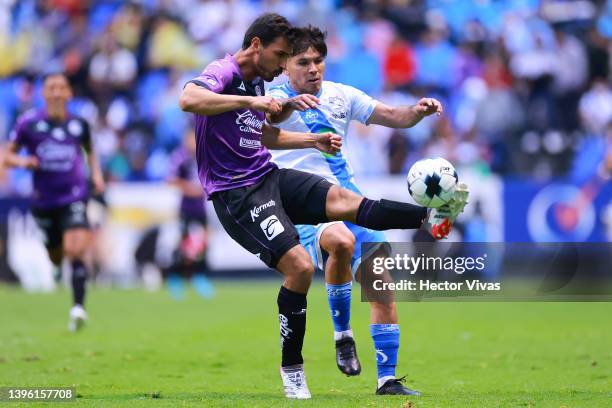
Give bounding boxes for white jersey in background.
[268,81,377,192]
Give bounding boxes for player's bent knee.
[331,233,355,257]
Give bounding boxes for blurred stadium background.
[0,0,610,290]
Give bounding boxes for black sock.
[71,259,87,307]
[356,198,428,230]
[277,286,307,367]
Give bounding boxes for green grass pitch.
[1,281,611,407]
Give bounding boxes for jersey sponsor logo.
[68,120,83,137]
[239,137,262,150]
[250,199,275,222]
[238,81,246,92]
[206,78,217,87]
[35,140,77,171]
[304,110,318,122]
[260,214,284,240]
[235,110,263,135]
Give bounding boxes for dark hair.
[42,71,69,84]
[242,13,294,49]
[291,25,327,57]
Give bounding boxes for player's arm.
[266,94,320,124]
[366,97,443,128]
[81,121,105,194]
[261,123,341,154]
[179,83,283,116]
[3,142,38,169]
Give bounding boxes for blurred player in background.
[268,26,468,395]
[166,129,214,299]
[4,72,105,332]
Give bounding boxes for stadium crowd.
[0,0,610,197]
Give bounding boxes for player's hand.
[92,171,106,194]
[285,94,320,111]
[22,156,39,169]
[314,132,342,155]
[414,97,443,117]
[249,96,283,114]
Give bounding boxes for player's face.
[285,46,325,95]
[42,75,72,107]
[254,36,291,82]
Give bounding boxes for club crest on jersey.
[328,96,347,119]
[51,127,66,141]
[250,200,275,222]
[68,119,83,137]
[255,86,262,96]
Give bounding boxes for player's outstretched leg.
[325,184,469,239]
[320,224,361,376]
[276,246,313,399]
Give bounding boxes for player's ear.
[251,37,261,51]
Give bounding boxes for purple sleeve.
[8,114,29,146]
[187,60,233,94]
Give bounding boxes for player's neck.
[233,48,257,82]
[45,105,67,122]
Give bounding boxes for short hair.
[242,13,295,49]
[291,25,327,58]
[42,71,69,85]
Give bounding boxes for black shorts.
[31,200,90,249]
[211,168,332,268]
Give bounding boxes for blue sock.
[371,324,400,382]
[326,282,352,333]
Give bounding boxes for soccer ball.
[407,157,458,208]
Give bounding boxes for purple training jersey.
[186,54,276,196]
[9,109,90,209]
[169,146,207,220]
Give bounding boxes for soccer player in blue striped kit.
[267,26,469,395]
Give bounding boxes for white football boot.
[280,364,311,399]
[424,182,470,239]
[68,305,87,332]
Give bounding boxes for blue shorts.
[296,222,388,275]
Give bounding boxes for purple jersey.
[187,54,276,196]
[9,109,90,209]
[169,147,206,219]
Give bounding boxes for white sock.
[334,329,353,341]
[377,375,395,389]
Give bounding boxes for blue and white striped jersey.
[268,81,377,193]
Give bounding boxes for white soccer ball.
[407,157,458,208]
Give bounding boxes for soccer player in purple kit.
[4,72,104,332]
[180,13,463,399]
[166,129,214,299]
